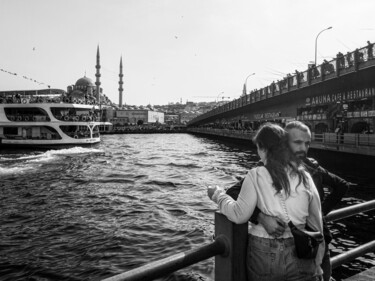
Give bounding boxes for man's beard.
[295,151,307,159]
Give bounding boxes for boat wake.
[0,147,103,174]
[0,165,33,175]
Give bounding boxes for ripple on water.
[1,134,374,281]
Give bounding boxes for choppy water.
[0,134,374,281]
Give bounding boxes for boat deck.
[344,267,375,280]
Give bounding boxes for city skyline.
[1,0,375,106]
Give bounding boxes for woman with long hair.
[208,123,324,281]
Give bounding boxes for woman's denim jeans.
[247,235,320,281]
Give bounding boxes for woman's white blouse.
[211,166,325,267]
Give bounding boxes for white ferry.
[0,84,111,148]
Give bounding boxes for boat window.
[3,127,18,135]
[4,107,50,122]
[2,126,62,140]
[60,125,92,139]
[51,107,97,121]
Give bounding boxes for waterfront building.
[112,108,164,126]
[164,114,180,125]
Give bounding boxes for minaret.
[95,45,101,102]
[119,56,124,107]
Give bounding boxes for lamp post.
[315,26,332,65]
[243,73,255,96]
[216,92,224,103]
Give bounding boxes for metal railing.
[325,200,375,269]
[188,128,375,156]
[102,235,228,281]
[102,199,375,281]
[312,133,375,147]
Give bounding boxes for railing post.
[307,67,311,85]
[354,49,359,71]
[215,212,248,281]
[336,54,341,77]
[356,133,359,147]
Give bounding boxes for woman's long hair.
[253,123,308,195]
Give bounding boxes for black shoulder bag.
[279,193,323,259]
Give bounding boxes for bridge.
[187,42,375,156]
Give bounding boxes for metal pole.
[315,27,332,65]
[244,73,255,95]
[101,235,229,281]
[325,199,375,222]
[216,92,224,103]
[331,240,375,269]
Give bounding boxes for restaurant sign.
[306,87,375,106]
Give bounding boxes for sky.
[1,0,375,106]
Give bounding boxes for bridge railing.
[312,133,375,147]
[102,199,375,281]
[189,128,375,148]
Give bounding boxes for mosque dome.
[75,76,94,88]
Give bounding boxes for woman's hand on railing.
[207,186,219,200]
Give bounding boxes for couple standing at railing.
[208,121,351,281]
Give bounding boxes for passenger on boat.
[226,121,350,281]
[208,123,325,281]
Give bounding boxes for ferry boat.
[0,79,112,148]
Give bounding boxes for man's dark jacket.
[226,158,350,243]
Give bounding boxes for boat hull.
[0,138,101,150]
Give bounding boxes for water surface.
[0,134,374,280]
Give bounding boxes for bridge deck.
[344,267,375,280]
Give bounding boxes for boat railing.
[101,199,375,281]
[0,95,99,105]
[5,115,51,122]
[4,114,99,122]
[55,114,97,122]
[4,113,99,122]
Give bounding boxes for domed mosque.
[65,46,121,106]
[75,76,95,89]
[66,75,96,104]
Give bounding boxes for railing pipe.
[100,195,375,281]
[325,199,375,222]
[331,240,375,269]
[101,235,229,281]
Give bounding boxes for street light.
[243,73,255,96]
[216,92,224,102]
[315,26,332,65]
